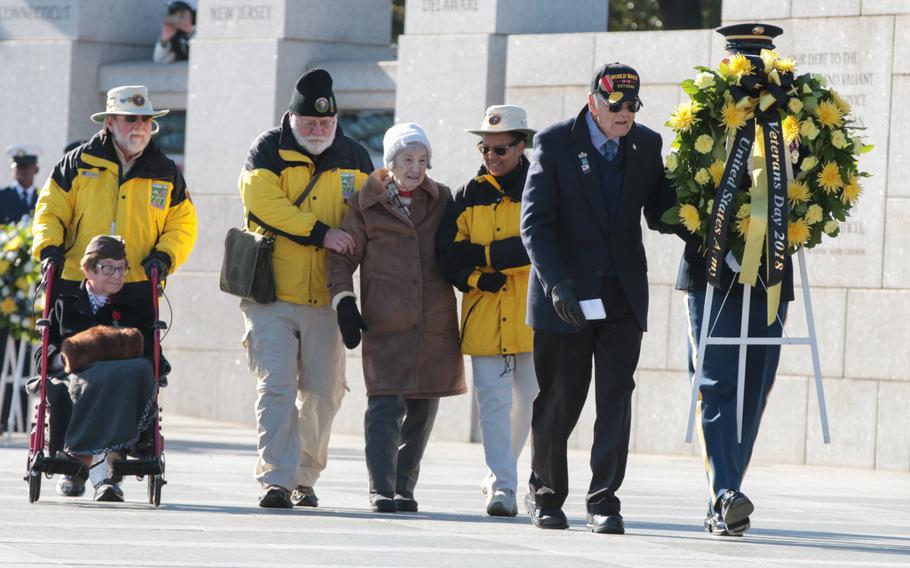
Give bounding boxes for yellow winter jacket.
[32,131,197,283]
[437,159,532,356]
[239,114,373,306]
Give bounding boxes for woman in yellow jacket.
[436,105,538,517]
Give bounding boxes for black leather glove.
[551,279,585,327]
[40,245,64,276]
[141,250,171,279]
[336,296,368,349]
[476,272,506,293]
[445,241,487,269]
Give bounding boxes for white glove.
[725,251,742,273]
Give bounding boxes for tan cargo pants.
[240,300,346,491]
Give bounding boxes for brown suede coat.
[327,169,465,398]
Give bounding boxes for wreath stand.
[0,334,34,440]
[684,247,831,444]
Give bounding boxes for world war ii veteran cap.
[288,68,337,117]
[83,235,127,261]
[591,63,641,105]
[5,144,42,167]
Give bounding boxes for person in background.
[327,122,465,514]
[153,1,195,63]
[0,144,42,224]
[436,105,538,517]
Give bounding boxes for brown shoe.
[291,485,318,507]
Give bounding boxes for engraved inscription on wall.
[421,0,479,11]
[209,4,273,22]
[0,4,71,20]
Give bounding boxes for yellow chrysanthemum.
[735,204,751,237]
[720,101,748,134]
[805,204,824,225]
[668,100,700,133]
[787,180,811,207]
[665,153,678,172]
[788,218,811,247]
[694,134,714,154]
[679,204,701,233]
[709,160,726,188]
[0,297,15,316]
[830,90,852,115]
[5,236,22,251]
[694,168,711,186]
[815,100,844,129]
[800,119,820,141]
[0,260,8,274]
[800,156,818,172]
[817,162,844,194]
[721,53,754,84]
[15,277,28,291]
[831,130,849,149]
[787,98,804,114]
[774,57,797,73]
[824,220,839,236]
[842,175,862,205]
[782,115,801,145]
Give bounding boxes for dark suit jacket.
[521,106,676,333]
[0,185,37,224]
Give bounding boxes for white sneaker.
[486,489,518,517]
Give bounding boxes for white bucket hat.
[466,105,536,148]
[91,86,169,124]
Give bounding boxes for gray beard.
[111,128,149,157]
[292,126,336,156]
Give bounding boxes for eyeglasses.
[597,93,642,113]
[94,264,130,276]
[120,115,154,124]
[299,119,336,132]
[478,139,522,156]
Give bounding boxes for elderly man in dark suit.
[520,63,676,534]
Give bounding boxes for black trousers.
[528,283,642,516]
[364,395,439,498]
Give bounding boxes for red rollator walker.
[25,264,168,506]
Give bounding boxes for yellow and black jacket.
[239,114,373,306]
[436,157,532,356]
[32,131,197,283]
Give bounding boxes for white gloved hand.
[725,250,742,273]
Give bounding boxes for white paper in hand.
[579,298,606,320]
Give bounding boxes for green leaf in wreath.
[661,205,682,225]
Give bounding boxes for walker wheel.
[148,474,164,506]
[28,470,41,503]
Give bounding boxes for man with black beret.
[0,144,42,224]
[238,68,373,508]
[520,63,678,534]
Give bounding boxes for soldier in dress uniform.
[0,144,43,224]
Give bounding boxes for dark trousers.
[364,395,439,498]
[528,286,642,516]
[686,289,788,510]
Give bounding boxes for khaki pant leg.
[241,300,301,491]
[295,305,346,487]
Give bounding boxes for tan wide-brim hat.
[90,85,169,124]
[466,105,536,148]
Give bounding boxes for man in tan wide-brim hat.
[436,103,538,518]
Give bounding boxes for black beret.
[288,69,337,117]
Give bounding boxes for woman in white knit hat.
[326,122,465,513]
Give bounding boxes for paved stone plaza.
[1,415,908,567]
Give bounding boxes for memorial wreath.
[0,219,41,341]
[662,49,871,300]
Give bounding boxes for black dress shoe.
[524,492,568,530]
[291,486,318,507]
[719,490,754,528]
[394,494,418,512]
[586,513,624,534]
[259,485,293,509]
[370,493,396,513]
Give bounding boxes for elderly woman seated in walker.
[34,235,163,502]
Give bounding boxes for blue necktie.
[600,139,619,161]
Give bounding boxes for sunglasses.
[478,139,522,156]
[95,263,130,276]
[597,94,642,113]
[120,115,154,123]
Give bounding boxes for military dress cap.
[91,85,169,123]
[83,234,127,261]
[716,23,783,54]
[591,63,642,106]
[466,105,536,148]
[288,69,337,117]
[5,144,42,166]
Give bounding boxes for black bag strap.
[245,171,323,233]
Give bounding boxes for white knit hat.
[383,122,432,168]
